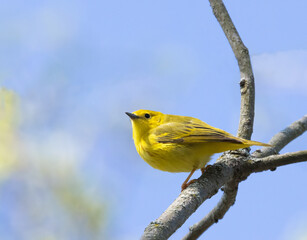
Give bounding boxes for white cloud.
[252,50,307,94]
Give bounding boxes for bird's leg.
[181,169,196,191]
[201,164,212,175]
[181,165,213,191]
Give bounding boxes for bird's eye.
[144,113,151,119]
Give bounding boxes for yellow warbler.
[126,110,270,190]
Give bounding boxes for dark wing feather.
[152,121,242,144]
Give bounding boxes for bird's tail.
[244,139,271,147]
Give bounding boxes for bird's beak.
[125,112,140,119]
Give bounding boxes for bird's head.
[126,110,163,141]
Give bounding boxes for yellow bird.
[126,110,270,191]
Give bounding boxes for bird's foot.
[201,164,212,175]
[181,179,197,191]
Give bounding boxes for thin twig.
[182,182,238,240]
[250,150,307,173]
[209,0,255,140]
[253,115,307,158]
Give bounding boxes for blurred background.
[1,0,307,239]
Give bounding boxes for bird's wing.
[151,120,243,144]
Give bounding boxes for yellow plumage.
[126,110,270,190]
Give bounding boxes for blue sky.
[0,0,307,239]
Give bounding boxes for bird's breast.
[134,139,211,172]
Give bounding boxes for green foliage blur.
[0,88,107,240]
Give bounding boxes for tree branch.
[141,148,307,240]
[182,150,307,240]
[140,0,307,239]
[250,150,307,173]
[253,115,307,158]
[182,181,238,240]
[208,0,255,140]
[179,1,256,238]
